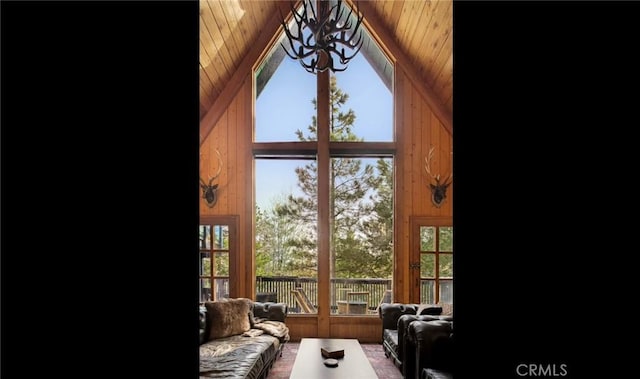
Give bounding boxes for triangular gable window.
[255,0,393,143]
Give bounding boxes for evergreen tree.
[284,76,388,278]
[255,200,317,277]
[356,158,393,278]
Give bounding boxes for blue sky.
[254,38,393,211]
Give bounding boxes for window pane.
[331,27,393,142]
[199,225,210,249]
[213,225,228,249]
[332,157,393,315]
[255,159,318,314]
[200,278,211,302]
[439,280,453,304]
[214,252,229,276]
[331,12,393,142]
[439,254,453,278]
[200,251,211,276]
[420,279,435,304]
[420,226,435,251]
[293,281,317,314]
[421,253,435,278]
[439,226,453,252]
[255,33,317,142]
[213,278,229,301]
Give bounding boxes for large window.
[254,8,394,315]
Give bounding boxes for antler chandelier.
[280,0,364,73]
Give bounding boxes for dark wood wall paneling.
[199,0,452,342]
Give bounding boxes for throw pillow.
[205,298,252,340]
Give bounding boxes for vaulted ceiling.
[199,0,452,130]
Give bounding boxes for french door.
[409,216,453,305]
[199,215,239,302]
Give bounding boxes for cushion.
[205,298,252,340]
[416,304,443,315]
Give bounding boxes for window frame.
[252,40,395,318]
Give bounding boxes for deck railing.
[256,276,392,313]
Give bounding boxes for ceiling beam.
[354,0,453,136]
[200,1,293,146]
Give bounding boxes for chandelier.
[280,0,364,73]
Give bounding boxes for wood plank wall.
[199,66,452,343]
[394,67,453,306]
[200,74,253,299]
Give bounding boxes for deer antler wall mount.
[424,147,452,208]
[200,149,223,208]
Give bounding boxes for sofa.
[199,298,289,379]
[378,303,452,378]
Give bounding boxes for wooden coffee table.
[289,338,378,379]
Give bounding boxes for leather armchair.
[379,303,418,369]
[407,319,454,379]
[399,314,449,378]
[378,303,444,372]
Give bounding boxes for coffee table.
[289,338,378,379]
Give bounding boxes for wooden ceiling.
[199,0,452,129]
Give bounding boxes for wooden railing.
[256,276,392,313]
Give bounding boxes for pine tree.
[255,76,393,280]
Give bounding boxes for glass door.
[199,215,238,302]
[410,216,453,305]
